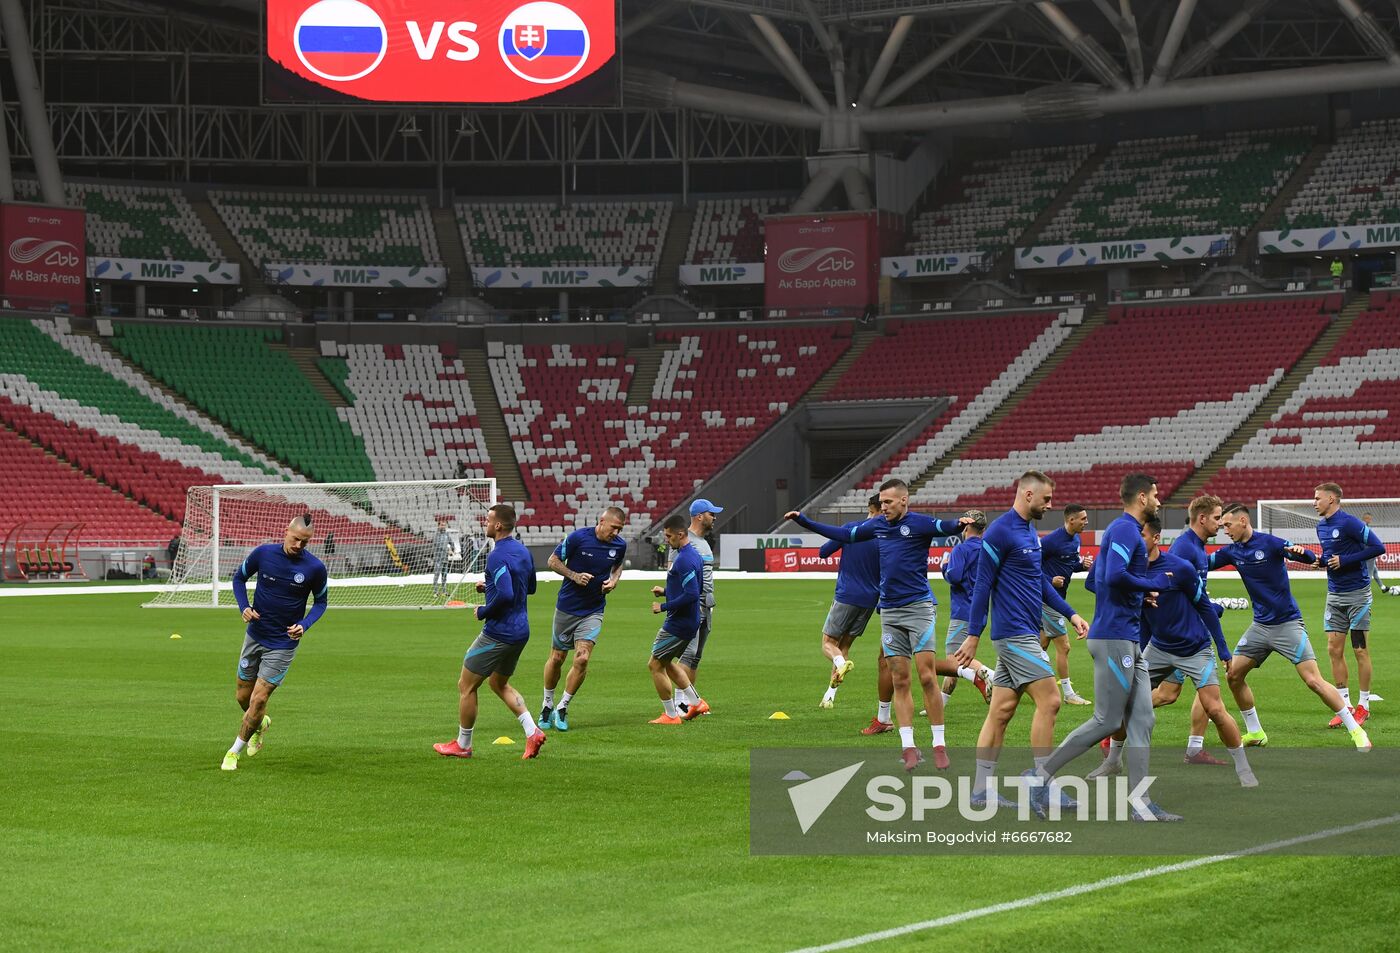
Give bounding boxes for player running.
[1030,473,1180,822]
[675,499,721,714]
[221,514,328,771]
[957,472,1089,808]
[1149,494,1238,765]
[1040,504,1094,706]
[434,504,546,761]
[539,506,627,731]
[816,494,881,710]
[938,511,994,705]
[648,514,708,724]
[789,479,973,771]
[1088,516,1257,787]
[1313,483,1385,727]
[1212,503,1371,751]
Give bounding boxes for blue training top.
[1168,528,1231,660]
[554,527,626,616]
[478,537,537,644]
[967,511,1076,640]
[942,535,983,622]
[819,520,880,610]
[1040,526,1089,597]
[662,543,705,638]
[796,511,963,609]
[1316,510,1386,594]
[1143,549,1227,657]
[1087,512,1171,643]
[1209,531,1315,626]
[232,543,329,650]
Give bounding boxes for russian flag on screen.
[294,0,386,82]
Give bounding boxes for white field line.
[781,813,1400,953]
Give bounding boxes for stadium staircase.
[998,143,1109,272]
[1168,294,1366,501]
[187,189,270,297]
[652,205,694,296]
[274,342,350,409]
[459,346,527,501]
[624,340,679,409]
[1230,141,1332,266]
[431,205,473,297]
[907,307,1107,495]
[803,327,879,401]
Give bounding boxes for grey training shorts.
[652,627,693,663]
[989,633,1056,691]
[237,635,296,686]
[1040,604,1069,639]
[823,600,875,640]
[1144,643,1220,690]
[552,609,604,652]
[1325,588,1373,634]
[945,618,971,656]
[879,601,938,657]
[463,633,526,677]
[1234,619,1315,668]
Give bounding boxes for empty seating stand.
[824,312,1071,511]
[212,190,441,266]
[686,197,784,263]
[1039,128,1312,243]
[488,328,846,543]
[459,200,671,268]
[1207,293,1400,501]
[1283,118,1400,228]
[16,179,220,261]
[914,297,1332,506]
[908,145,1093,258]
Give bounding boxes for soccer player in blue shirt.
[1212,502,1371,752]
[1087,516,1258,787]
[648,514,707,724]
[938,511,994,705]
[1031,473,1179,821]
[816,495,881,711]
[1040,504,1094,706]
[222,515,328,771]
[788,479,972,772]
[956,471,1088,806]
[434,504,546,760]
[1314,483,1386,726]
[539,506,627,731]
[1149,494,1239,765]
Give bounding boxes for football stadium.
[4,0,1400,950]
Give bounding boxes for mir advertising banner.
[265,0,618,104]
[1,203,87,315]
[764,212,878,316]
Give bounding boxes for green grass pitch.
[3,577,1398,952]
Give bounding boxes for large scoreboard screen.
[264,0,619,105]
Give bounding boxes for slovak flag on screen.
[293,0,387,82]
[500,2,590,85]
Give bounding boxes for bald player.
[222,515,329,771]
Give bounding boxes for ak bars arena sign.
[265,0,618,104]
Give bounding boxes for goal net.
[1257,498,1400,583]
[146,479,496,609]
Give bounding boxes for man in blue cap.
[673,498,722,714]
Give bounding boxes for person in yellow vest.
[1330,258,1345,287]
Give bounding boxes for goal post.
[1257,498,1400,582]
[145,479,497,609]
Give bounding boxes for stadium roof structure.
[24,0,1400,185]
